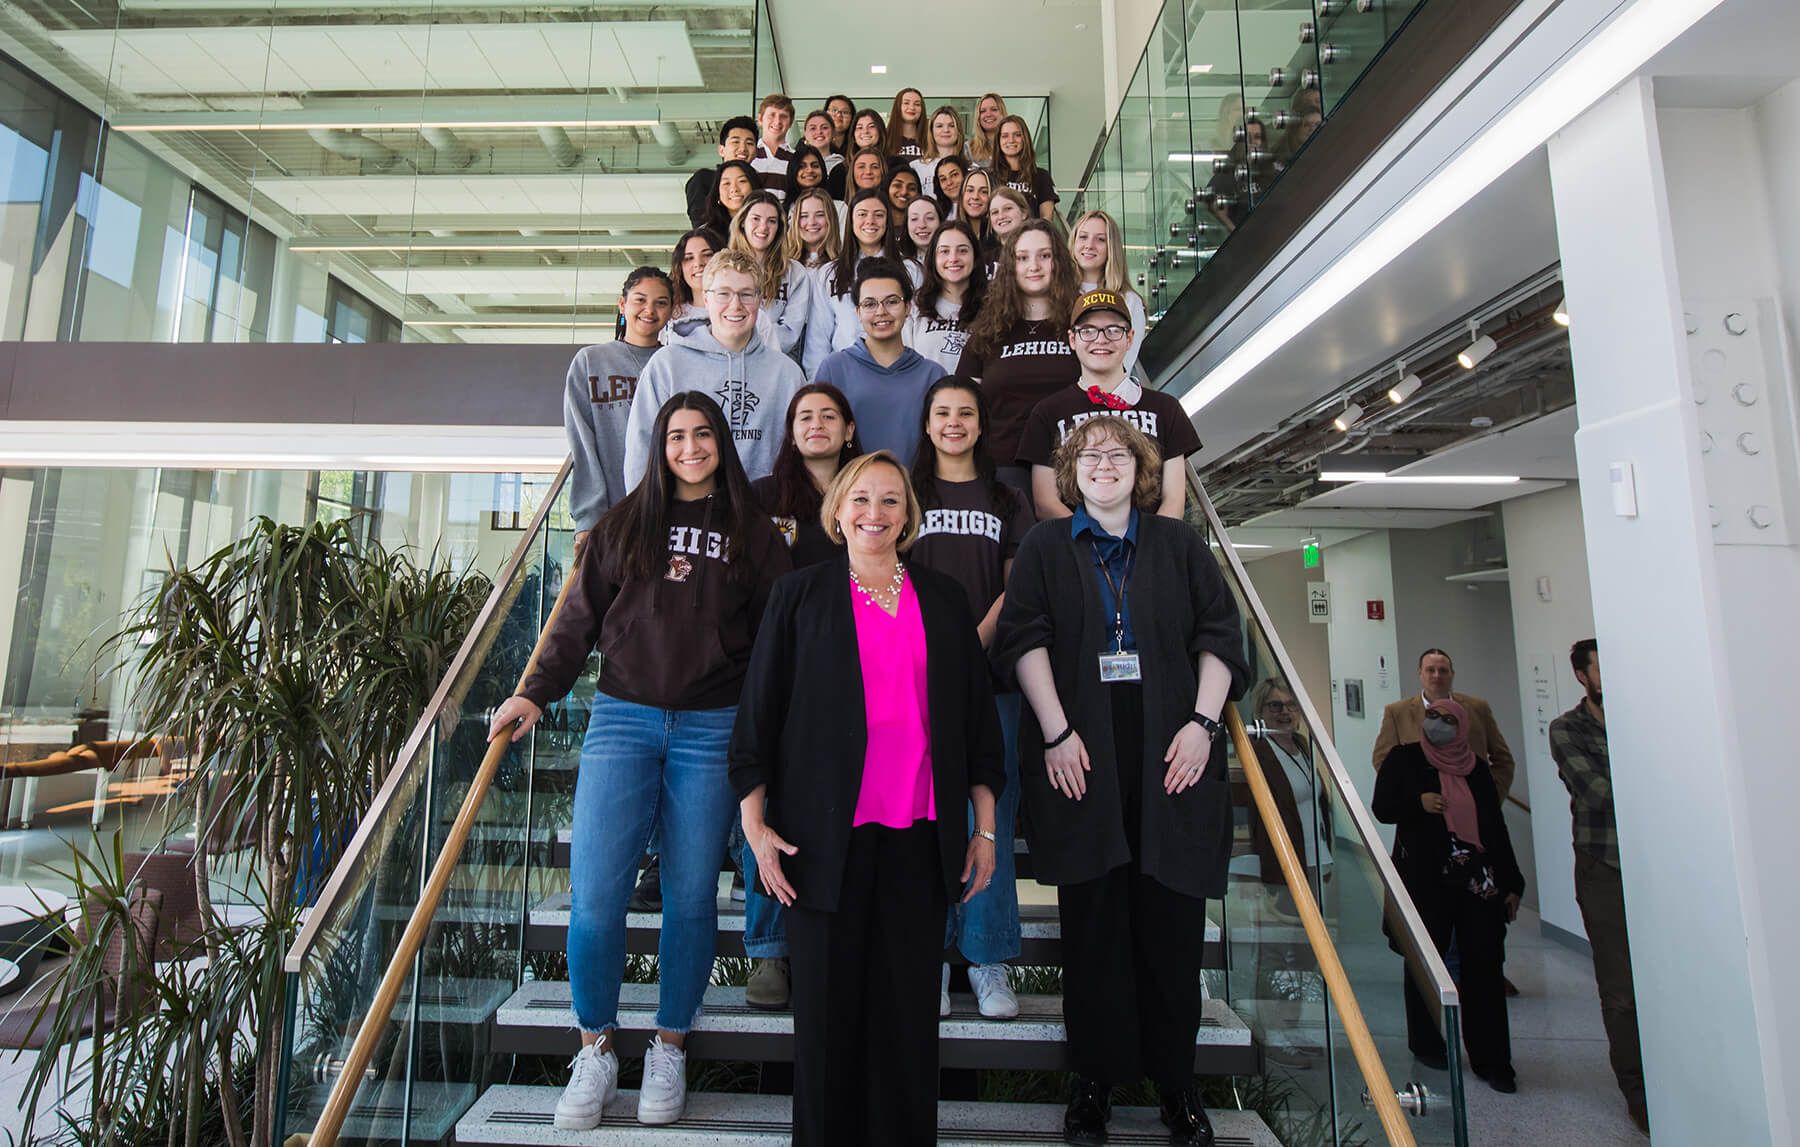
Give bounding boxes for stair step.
[301,1079,476,1141]
[458,1087,1282,1145]
[490,981,1257,1075]
[526,893,1224,968]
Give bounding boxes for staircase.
[278,463,1470,1147]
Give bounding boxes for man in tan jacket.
[1372,648,1516,800]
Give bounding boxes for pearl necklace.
[849,560,906,612]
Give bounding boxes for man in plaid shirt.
[1549,638,1646,1136]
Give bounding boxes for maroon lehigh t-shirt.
[956,318,1080,465]
[1016,383,1203,469]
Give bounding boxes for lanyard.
[1088,539,1135,653]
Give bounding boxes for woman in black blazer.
[1372,696,1524,1092]
[730,451,1005,1147]
[994,415,1247,1147]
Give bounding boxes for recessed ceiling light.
[870,64,888,74]
[1553,297,1570,326]
[1189,64,1215,74]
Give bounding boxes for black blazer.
[1371,742,1525,912]
[994,514,1248,900]
[729,554,1006,912]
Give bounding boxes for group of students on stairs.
[502,87,1247,1147]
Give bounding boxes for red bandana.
[1087,385,1131,411]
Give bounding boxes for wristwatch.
[1190,712,1223,739]
[973,829,997,843]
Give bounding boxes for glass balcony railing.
[1067,0,1426,321]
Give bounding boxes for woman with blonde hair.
[987,187,1033,262]
[912,105,967,199]
[784,187,843,269]
[959,168,996,257]
[969,93,1008,168]
[1068,209,1148,373]
[726,190,811,358]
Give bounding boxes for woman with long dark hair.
[754,382,863,569]
[956,219,1081,486]
[850,108,888,160]
[492,391,791,1132]
[783,143,831,204]
[993,115,1058,220]
[897,195,943,270]
[887,87,928,161]
[908,377,1035,1018]
[703,159,760,235]
[932,154,969,219]
[667,227,724,330]
[905,219,985,372]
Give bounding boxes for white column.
[1548,75,1798,1146]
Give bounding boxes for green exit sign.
[1302,541,1321,568]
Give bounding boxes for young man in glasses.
[1018,289,1200,520]
[812,258,942,462]
[623,248,803,486]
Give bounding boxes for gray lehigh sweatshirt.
[622,315,806,488]
[563,339,660,532]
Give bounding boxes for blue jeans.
[735,818,789,958]
[947,690,1022,965]
[567,693,738,1034]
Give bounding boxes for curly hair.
[1051,414,1163,513]
[965,219,1079,357]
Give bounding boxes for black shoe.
[1063,1079,1111,1145]
[1158,1085,1215,1146]
[1410,1045,1449,1072]
[628,856,662,913]
[1474,1064,1517,1093]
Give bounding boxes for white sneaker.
[554,1042,618,1130]
[969,963,1019,1019]
[940,962,952,1017]
[637,1035,688,1125]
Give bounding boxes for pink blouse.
[850,576,936,828]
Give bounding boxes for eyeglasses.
[707,289,759,307]
[1262,699,1296,713]
[1073,324,1131,343]
[1075,449,1134,469]
[857,295,907,313]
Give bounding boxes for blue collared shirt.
[1071,506,1139,653]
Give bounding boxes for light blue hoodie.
[814,339,945,464]
[622,315,805,489]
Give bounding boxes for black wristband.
[1190,712,1223,738]
[1044,725,1076,750]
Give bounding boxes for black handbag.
[1441,833,1500,900]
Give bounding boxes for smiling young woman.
[727,189,812,359]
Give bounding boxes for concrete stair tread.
[489,980,1257,1073]
[457,1086,1283,1145]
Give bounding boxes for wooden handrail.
[305,549,579,1146]
[1227,706,1419,1147]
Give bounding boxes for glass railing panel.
[1145,0,1202,305]
[1172,0,1245,284]
[1117,62,1159,317]
[1316,0,1403,114]
[277,468,572,1142]
[1230,0,1320,214]
[1187,471,1469,1147]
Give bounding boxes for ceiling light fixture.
[1387,360,1422,404]
[1333,402,1364,432]
[1553,297,1571,326]
[1458,320,1497,369]
[1177,0,1727,416]
[1189,64,1215,74]
[1318,473,1522,484]
[870,64,888,74]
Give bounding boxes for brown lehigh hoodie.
[519,493,792,712]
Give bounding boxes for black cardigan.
[728,554,1006,912]
[1371,742,1525,911]
[993,514,1248,900]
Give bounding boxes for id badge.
[1098,651,1142,682]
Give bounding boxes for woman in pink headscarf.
[1373,697,1524,1093]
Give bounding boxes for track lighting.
[1333,402,1364,431]
[1458,321,1496,369]
[1388,364,1422,404]
[1553,298,1570,326]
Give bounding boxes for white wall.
[1240,548,1335,743]
[1499,484,1596,938]
[1319,530,1402,826]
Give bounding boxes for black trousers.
[1404,884,1512,1073]
[1055,683,1209,1091]
[1574,850,1645,1109]
[786,822,947,1147]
